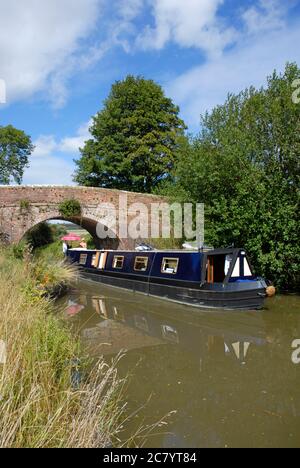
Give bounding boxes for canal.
[58,280,300,448]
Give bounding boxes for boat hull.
[80,267,267,311]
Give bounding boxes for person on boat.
[79,239,87,249]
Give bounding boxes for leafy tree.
[162,63,300,291]
[74,75,186,193]
[0,125,34,184]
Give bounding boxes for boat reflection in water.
[61,281,300,448]
[64,285,266,365]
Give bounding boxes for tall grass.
[34,240,65,261]
[0,248,125,448]
[11,242,78,298]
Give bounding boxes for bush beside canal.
[0,248,125,448]
[10,243,77,299]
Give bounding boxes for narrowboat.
[67,248,275,311]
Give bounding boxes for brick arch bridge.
[0,186,162,249]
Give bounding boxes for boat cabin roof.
[69,247,243,255]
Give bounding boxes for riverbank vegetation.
[0,248,125,448]
[26,222,67,250]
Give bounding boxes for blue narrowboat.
[67,248,275,310]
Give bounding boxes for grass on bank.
[0,248,125,448]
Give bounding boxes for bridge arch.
[21,216,122,250]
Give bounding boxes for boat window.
[112,256,124,269]
[231,255,253,278]
[231,252,253,279]
[98,252,108,270]
[244,258,252,276]
[231,259,240,278]
[134,256,149,272]
[79,254,88,266]
[91,253,99,267]
[161,258,179,274]
[224,255,233,275]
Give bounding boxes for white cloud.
[168,21,300,130]
[31,135,57,158]
[23,120,91,184]
[0,0,102,106]
[23,156,75,185]
[136,0,236,57]
[59,120,92,153]
[31,120,91,157]
[83,0,145,58]
[242,0,287,34]
[118,0,144,21]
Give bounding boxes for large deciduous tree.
[0,125,34,184]
[74,75,186,193]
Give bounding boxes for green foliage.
[22,224,67,255]
[26,222,54,249]
[35,240,65,262]
[86,234,96,249]
[12,241,31,260]
[20,199,30,211]
[0,125,34,184]
[161,63,300,291]
[149,237,182,250]
[59,199,82,219]
[30,257,78,297]
[49,223,68,240]
[74,75,186,193]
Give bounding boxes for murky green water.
[58,280,300,448]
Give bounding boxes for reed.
[0,248,125,448]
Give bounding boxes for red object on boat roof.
[61,233,82,241]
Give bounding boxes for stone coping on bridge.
[0,185,162,198]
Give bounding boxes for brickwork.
[0,186,163,249]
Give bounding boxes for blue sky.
[0,0,300,185]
